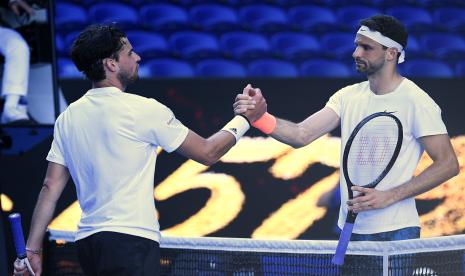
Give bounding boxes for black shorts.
[76,231,160,276]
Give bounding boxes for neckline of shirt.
[86,86,123,95]
[368,77,407,98]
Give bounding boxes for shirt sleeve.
[134,98,189,152]
[413,103,448,138]
[46,115,67,166]
[325,86,350,116]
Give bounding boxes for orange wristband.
[252,112,276,134]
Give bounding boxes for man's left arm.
[349,134,459,212]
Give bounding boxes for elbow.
[441,155,460,179]
[41,179,61,203]
[198,148,223,166]
[290,142,305,149]
[42,179,53,193]
[291,136,315,149]
[198,155,218,167]
[201,159,217,167]
[450,157,460,177]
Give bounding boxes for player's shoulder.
[334,80,368,96]
[402,78,438,105]
[121,92,165,109]
[349,80,369,91]
[123,93,177,120]
[120,91,151,102]
[402,78,424,93]
[58,97,81,120]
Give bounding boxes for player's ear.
[103,58,118,72]
[386,48,398,62]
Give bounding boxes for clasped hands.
[233,84,267,123]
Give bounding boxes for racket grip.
[332,222,355,266]
[8,213,27,259]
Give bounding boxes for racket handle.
[332,222,355,266]
[8,213,27,259]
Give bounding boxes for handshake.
[233,84,276,134]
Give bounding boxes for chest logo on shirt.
[167,116,175,125]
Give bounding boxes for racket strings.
[347,117,399,185]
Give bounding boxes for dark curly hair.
[360,15,408,49]
[71,24,126,82]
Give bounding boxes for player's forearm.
[271,118,316,148]
[269,108,339,148]
[390,156,459,203]
[26,184,60,250]
[201,131,237,166]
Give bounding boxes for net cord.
[47,229,465,256]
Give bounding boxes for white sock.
[4,95,21,109]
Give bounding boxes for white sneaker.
[1,103,30,124]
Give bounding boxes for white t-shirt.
[325,78,447,234]
[46,87,189,242]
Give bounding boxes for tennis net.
[47,230,465,276]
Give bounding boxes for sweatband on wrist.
[221,115,250,142]
[252,112,276,134]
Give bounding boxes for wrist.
[221,115,250,142]
[252,112,276,134]
[386,189,400,207]
[237,114,250,126]
[26,247,42,255]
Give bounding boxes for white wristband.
[221,115,250,142]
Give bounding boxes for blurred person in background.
[0,0,35,124]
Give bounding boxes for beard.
[117,66,139,88]
[355,58,385,76]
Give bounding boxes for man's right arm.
[234,91,340,148]
[176,84,267,166]
[271,107,340,148]
[14,162,69,276]
[175,129,237,166]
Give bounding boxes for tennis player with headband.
[235,14,458,242]
[13,24,266,276]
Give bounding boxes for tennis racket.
[332,111,403,266]
[9,213,36,276]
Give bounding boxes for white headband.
[357,25,405,64]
